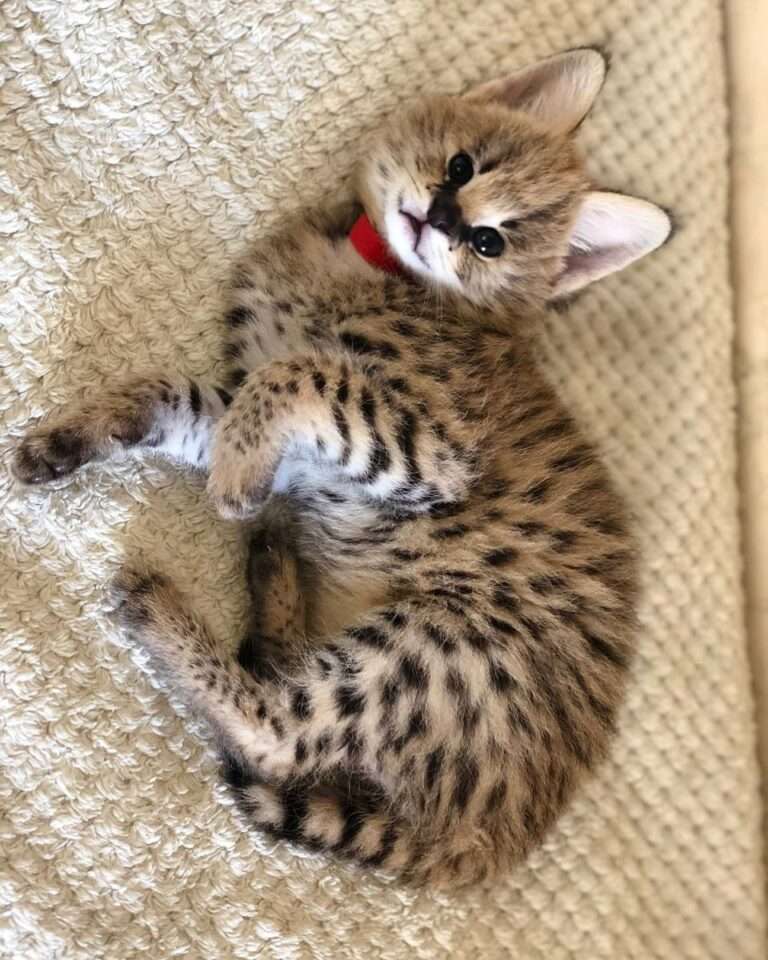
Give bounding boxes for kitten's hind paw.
[109,565,171,628]
[107,564,188,649]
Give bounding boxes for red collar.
[349,213,402,275]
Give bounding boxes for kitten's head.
[358,49,671,308]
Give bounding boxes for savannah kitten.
[13,50,670,886]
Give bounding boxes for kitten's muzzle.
[427,191,461,237]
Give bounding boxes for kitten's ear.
[466,49,607,135]
[553,191,672,298]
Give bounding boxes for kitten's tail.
[220,754,490,886]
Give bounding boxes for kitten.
[13,50,671,886]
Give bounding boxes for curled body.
[13,50,670,885]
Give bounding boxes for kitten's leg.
[207,356,472,519]
[110,565,486,883]
[13,377,232,484]
[110,563,422,785]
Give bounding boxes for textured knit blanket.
[1,1,764,958]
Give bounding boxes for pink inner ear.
[554,192,672,297]
[562,248,623,278]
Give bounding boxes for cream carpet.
[1,1,764,957]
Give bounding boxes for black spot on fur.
[380,676,401,710]
[360,387,376,425]
[464,627,489,653]
[399,654,428,689]
[215,386,233,407]
[340,331,399,360]
[551,445,593,472]
[552,529,579,552]
[487,616,519,637]
[484,779,507,814]
[387,377,410,394]
[493,586,520,613]
[446,668,467,701]
[432,524,469,540]
[295,737,308,764]
[332,404,351,464]
[394,410,420,483]
[452,757,479,812]
[278,782,309,843]
[189,381,201,415]
[226,306,253,327]
[424,623,456,654]
[291,687,312,721]
[404,707,428,742]
[219,749,252,790]
[270,716,285,738]
[392,549,422,562]
[522,478,552,503]
[519,616,545,642]
[529,574,566,594]
[442,569,477,581]
[514,521,546,537]
[341,724,364,759]
[485,478,510,499]
[488,659,514,692]
[484,547,518,567]
[381,609,408,629]
[348,624,389,649]
[581,627,629,668]
[336,376,349,405]
[335,684,366,717]
[312,371,327,396]
[425,747,444,791]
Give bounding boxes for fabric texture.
[727,0,768,796]
[1,1,764,957]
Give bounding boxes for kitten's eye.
[447,152,473,186]
[471,227,504,258]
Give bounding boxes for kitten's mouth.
[399,210,425,252]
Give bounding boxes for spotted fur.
[13,50,671,886]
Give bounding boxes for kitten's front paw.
[13,426,93,485]
[207,444,276,521]
[13,397,153,486]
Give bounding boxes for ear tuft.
[465,49,608,135]
[553,192,672,298]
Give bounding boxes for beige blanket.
[1,1,764,957]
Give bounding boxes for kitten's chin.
[383,207,462,291]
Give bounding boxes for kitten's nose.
[427,193,461,235]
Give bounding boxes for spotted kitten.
[14,50,670,886]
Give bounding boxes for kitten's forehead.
[404,95,585,197]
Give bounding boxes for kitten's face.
[359,96,589,306]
